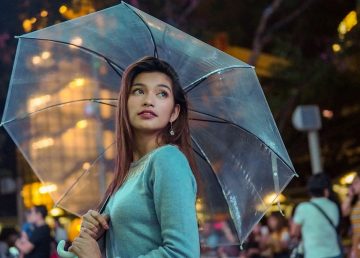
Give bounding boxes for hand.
[20,231,29,240]
[348,186,355,199]
[68,229,101,258]
[81,210,109,240]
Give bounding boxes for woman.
[67,56,200,258]
[342,173,360,258]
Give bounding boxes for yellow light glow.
[82,162,91,170]
[340,171,357,185]
[344,11,357,31]
[264,192,286,205]
[49,207,64,216]
[69,218,82,242]
[32,138,54,149]
[338,11,358,36]
[195,199,203,212]
[70,37,83,47]
[76,120,88,129]
[28,94,51,112]
[30,17,37,24]
[32,55,41,65]
[59,5,68,14]
[23,19,32,32]
[39,184,58,194]
[69,78,85,88]
[104,130,115,160]
[41,51,51,59]
[322,109,334,119]
[40,10,48,17]
[22,183,54,211]
[338,23,347,36]
[333,184,348,196]
[332,44,341,53]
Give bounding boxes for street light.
[292,105,323,174]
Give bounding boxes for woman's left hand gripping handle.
[57,240,78,258]
[57,210,109,258]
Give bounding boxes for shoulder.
[151,145,189,166]
[148,145,196,188]
[293,202,309,223]
[295,202,309,212]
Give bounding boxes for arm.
[140,148,200,258]
[290,222,301,239]
[290,204,304,242]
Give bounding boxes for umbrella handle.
[57,240,78,258]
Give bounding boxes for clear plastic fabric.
[1,2,296,245]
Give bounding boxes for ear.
[324,188,330,198]
[170,104,180,123]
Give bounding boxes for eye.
[157,91,169,98]
[131,88,144,95]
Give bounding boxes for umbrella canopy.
[1,2,296,245]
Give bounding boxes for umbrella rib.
[17,36,126,74]
[189,109,295,173]
[1,98,117,126]
[123,2,158,58]
[55,141,116,208]
[191,135,213,170]
[189,117,228,124]
[184,65,252,93]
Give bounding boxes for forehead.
[132,72,172,87]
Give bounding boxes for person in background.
[54,218,68,244]
[291,173,342,258]
[15,205,51,258]
[20,210,34,239]
[265,212,290,258]
[342,172,360,258]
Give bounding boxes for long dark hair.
[101,56,198,205]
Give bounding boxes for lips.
[138,110,157,118]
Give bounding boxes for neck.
[132,132,164,161]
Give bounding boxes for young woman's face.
[127,72,180,136]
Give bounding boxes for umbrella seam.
[55,141,116,209]
[123,2,158,58]
[189,109,296,174]
[1,98,117,125]
[17,37,126,74]
[184,65,252,93]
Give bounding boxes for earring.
[169,122,175,136]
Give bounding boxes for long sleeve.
[139,147,200,258]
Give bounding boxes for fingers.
[80,226,97,239]
[69,231,101,258]
[82,210,109,230]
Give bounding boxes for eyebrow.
[131,83,172,92]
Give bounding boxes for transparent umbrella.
[0,2,297,249]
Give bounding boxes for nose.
[143,92,155,107]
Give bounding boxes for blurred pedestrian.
[20,210,34,239]
[291,173,342,258]
[342,172,360,258]
[15,205,51,258]
[54,218,68,244]
[265,212,290,258]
